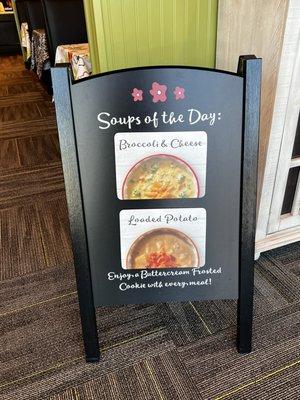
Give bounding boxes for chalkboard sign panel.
[52,56,261,362]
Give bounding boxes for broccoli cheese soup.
[122,155,199,199]
[126,228,199,269]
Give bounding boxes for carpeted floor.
[0,55,299,400]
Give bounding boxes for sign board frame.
[52,55,261,362]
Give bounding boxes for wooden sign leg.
[237,56,262,353]
[51,67,100,362]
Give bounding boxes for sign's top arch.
[72,64,244,86]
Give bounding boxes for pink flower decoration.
[132,88,143,102]
[174,86,185,100]
[149,82,167,103]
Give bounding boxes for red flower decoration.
[174,86,185,100]
[150,82,167,103]
[132,88,143,102]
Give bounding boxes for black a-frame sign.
[52,55,261,362]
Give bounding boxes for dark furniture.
[15,0,51,91]
[15,0,28,24]
[0,12,20,54]
[24,0,45,35]
[42,0,87,65]
[15,0,45,33]
[15,0,30,66]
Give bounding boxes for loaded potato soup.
[126,229,199,269]
[123,155,198,199]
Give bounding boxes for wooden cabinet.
[216,0,300,256]
[216,0,289,201]
[256,0,300,255]
[0,12,20,54]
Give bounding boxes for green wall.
[84,0,218,74]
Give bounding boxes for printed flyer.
[114,131,207,200]
[119,208,206,270]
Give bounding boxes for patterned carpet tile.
[266,241,300,266]
[36,100,56,118]
[0,102,44,124]
[225,364,300,400]
[0,138,20,171]
[0,74,34,86]
[253,268,289,312]
[0,194,73,280]
[0,294,83,384]
[256,254,300,303]
[158,301,214,347]
[6,82,45,95]
[178,301,300,399]
[0,119,58,140]
[0,204,48,279]
[0,85,8,96]
[0,327,173,400]
[155,254,297,349]
[49,350,201,400]
[17,133,61,168]
[0,258,298,399]
[35,195,73,268]
[0,264,76,315]
[96,304,164,350]
[0,91,48,107]
[0,164,64,210]
[0,134,61,176]
[0,69,33,79]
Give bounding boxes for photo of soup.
[122,155,199,200]
[126,228,199,269]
